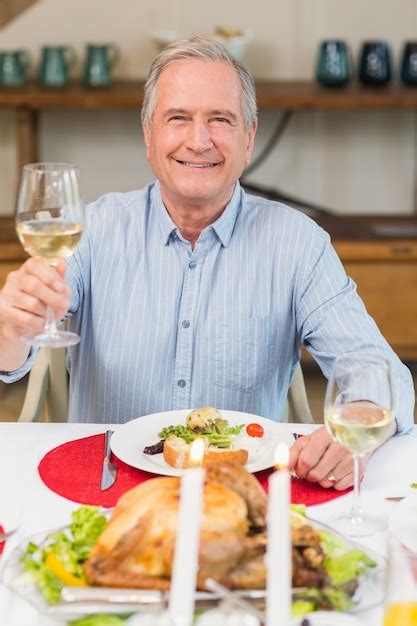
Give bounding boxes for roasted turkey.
[84,463,327,590]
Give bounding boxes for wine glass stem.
[350,453,364,521]
[44,305,58,336]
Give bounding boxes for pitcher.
[0,50,30,86]
[38,46,75,87]
[83,44,119,87]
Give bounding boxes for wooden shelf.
[2,80,417,111]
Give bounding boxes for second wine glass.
[324,352,395,537]
[15,162,84,348]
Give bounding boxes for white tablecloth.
[0,422,416,626]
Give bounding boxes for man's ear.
[245,120,258,165]
[142,122,151,160]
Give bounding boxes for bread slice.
[163,435,249,469]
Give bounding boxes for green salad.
[20,506,107,604]
[291,505,377,615]
[158,418,244,449]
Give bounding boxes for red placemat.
[38,433,351,508]
[0,525,5,556]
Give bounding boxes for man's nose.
[185,121,213,152]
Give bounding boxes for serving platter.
[2,516,386,621]
[110,409,294,476]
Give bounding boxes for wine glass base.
[22,330,80,349]
[327,512,387,537]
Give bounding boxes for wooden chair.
[287,362,315,423]
[18,347,68,422]
[18,350,314,424]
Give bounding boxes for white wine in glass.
[15,163,84,348]
[324,352,395,537]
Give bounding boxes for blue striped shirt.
[2,181,414,430]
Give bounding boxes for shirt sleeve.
[0,347,38,383]
[295,226,415,435]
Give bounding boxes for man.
[0,37,414,490]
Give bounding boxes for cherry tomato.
[246,423,264,438]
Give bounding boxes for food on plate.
[20,465,377,614]
[143,406,248,468]
[83,464,375,612]
[163,435,249,468]
[291,507,377,613]
[186,406,223,430]
[246,423,264,438]
[84,463,266,590]
[20,506,107,603]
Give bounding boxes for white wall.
[0,0,416,214]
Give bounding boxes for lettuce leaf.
[68,616,129,626]
[324,548,377,585]
[318,529,347,557]
[20,506,107,604]
[290,504,307,517]
[158,421,244,448]
[291,599,315,616]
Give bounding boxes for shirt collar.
[151,180,243,248]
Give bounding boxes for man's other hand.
[288,426,359,490]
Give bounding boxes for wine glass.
[324,352,395,537]
[15,162,84,348]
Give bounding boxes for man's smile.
[173,159,222,168]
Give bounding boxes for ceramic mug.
[38,45,75,87]
[316,40,351,87]
[83,43,119,87]
[359,40,391,86]
[400,41,417,86]
[0,50,30,86]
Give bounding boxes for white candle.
[169,438,205,626]
[266,442,291,626]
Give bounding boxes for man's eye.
[169,116,186,122]
[213,117,230,123]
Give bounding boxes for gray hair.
[141,36,257,129]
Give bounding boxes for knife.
[100,430,117,491]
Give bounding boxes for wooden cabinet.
[315,216,417,361]
[0,218,26,288]
[334,240,417,360]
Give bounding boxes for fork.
[0,528,18,541]
[100,430,117,490]
[204,578,265,625]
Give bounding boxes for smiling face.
[142,59,257,213]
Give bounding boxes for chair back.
[18,347,68,422]
[287,362,315,423]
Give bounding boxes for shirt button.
[188,261,197,269]
[182,320,190,329]
[177,379,186,388]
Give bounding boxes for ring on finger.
[326,471,337,482]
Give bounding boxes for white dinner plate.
[110,409,294,476]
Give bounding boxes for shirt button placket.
[173,254,200,408]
